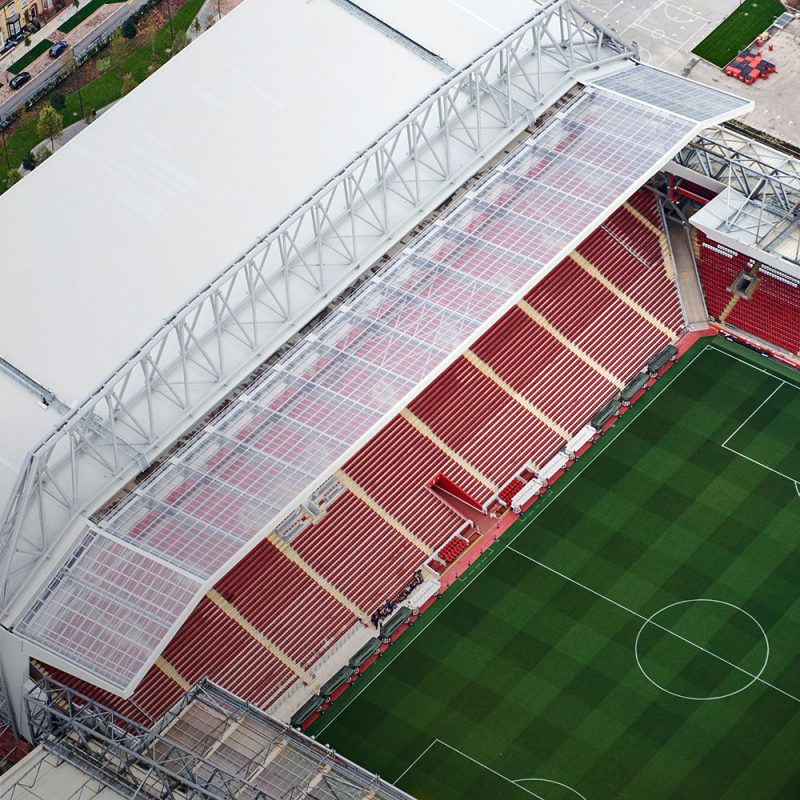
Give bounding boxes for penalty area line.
[397,739,588,800]
[722,381,785,448]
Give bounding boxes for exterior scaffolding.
[24,677,415,800]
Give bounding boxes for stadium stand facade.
[8,0,800,796]
[34,186,686,729]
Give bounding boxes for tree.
[171,30,189,55]
[22,151,36,171]
[191,17,201,37]
[6,168,21,186]
[109,31,128,64]
[205,14,216,30]
[121,18,138,39]
[36,146,52,165]
[120,72,136,96]
[49,92,66,112]
[36,105,63,150]
[73,0,80,9]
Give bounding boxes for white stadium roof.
[348,0,538,66]
[0,0,752,722]
[0,377,62,516]
[0,0,446,406]
[2,0,645,623]
[13,69,751,693]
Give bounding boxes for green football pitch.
[309,338,800,799]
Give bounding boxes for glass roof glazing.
[16,86,703,690]
[592,64,751,122]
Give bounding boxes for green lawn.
[311,339,800,800]
[8,40,54,75]
[692,0,785,67]
[59,0,118,34]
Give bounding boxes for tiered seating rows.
[42,664,181,727]
[292,491,424,612]
[439,537,468,564]
[578,209,683,331]
[49,190,684,722]
[163,598,297,708]
[408,356,564,485]
[696,231,752,317]
[627,188,661,226]
[526,256,671,382]
[499,478,525,505]
[726,268,800,353]
[472,306,617,437]
[343,415,485,535]
[215,537,357,666]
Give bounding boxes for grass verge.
[0,0,205,191]
[59,0,119,34]
[8,40,54,75]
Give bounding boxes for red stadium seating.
[472,305,617,436]
[696,232,800,354]
[725,267,800,354]
[408,356,564,484]
[291,492,425,612]
[42,189,684,722]
[695,232,752,318]
[343,415,484,536]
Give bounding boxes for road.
[0,0,152,122]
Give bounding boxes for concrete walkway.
[668,219,708,326]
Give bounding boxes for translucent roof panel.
[16,531,201,685]
[592,64,751,123]
[16,86,702,691]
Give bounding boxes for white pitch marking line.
[514,777,589,800]
[722,443,800,488]
[395,738,441,784]
[712,345,799,382]
[634,599,770,701]
[506,546,800,705]
[436,740,547,800]
[722,381,785,448]
[317,343,765,734]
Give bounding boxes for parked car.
[9,72,31,90]
[0,40,16,56]
[48,41,69,58]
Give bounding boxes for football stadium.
[1,1,799,798]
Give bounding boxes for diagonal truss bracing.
[25,677,416,800]
[0,0,635,612]
[674,126,800,261]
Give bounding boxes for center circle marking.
[634,598,769,701]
